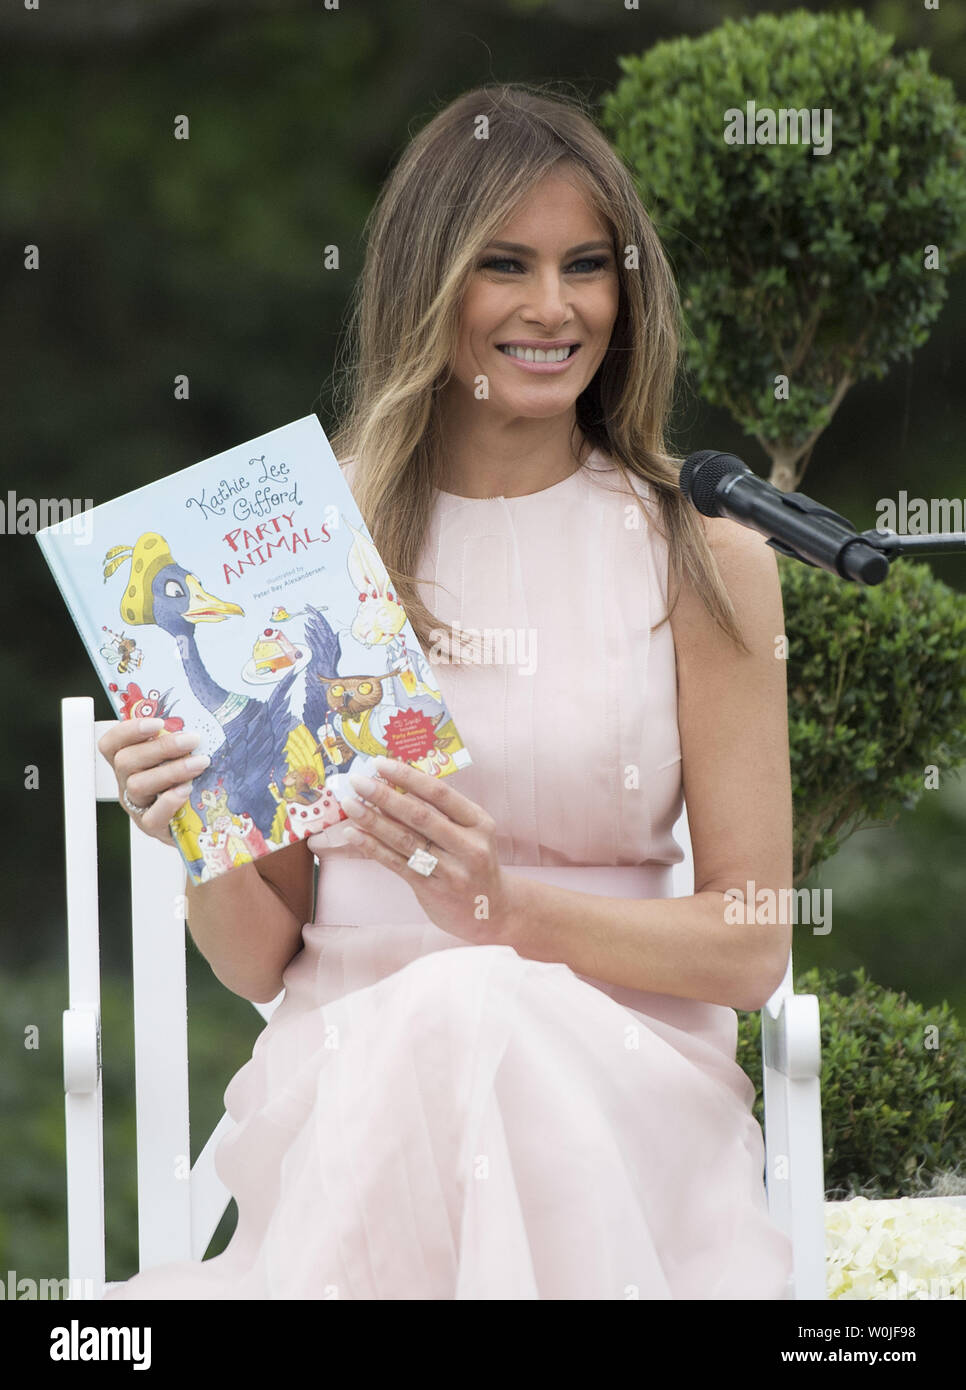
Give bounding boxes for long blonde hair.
[326,81,749,661]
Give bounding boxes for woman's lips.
[496,344,581,374]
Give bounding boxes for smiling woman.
[103,81,794,1302]
[436,177,622,495]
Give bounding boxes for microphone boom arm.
[744,490,890,586]
[680,449,966,587]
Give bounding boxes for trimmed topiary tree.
[599,10,966,883]
[780,554,966,884]
[600,8,966,489]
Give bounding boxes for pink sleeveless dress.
[104,448,793,1300]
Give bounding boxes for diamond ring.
[407,839,439,876]
[122,788,150,817]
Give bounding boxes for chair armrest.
[762,992,821,1080]
[63,1008,100,1095]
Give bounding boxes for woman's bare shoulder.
[673,517,781,646]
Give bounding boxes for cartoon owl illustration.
[315,667,407,763]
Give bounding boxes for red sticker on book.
[383,708,438,762]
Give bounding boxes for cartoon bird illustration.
[103,531,462,875]
[109,680,184,732]
[103,534,343,864]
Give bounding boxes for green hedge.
[738,965,966,1200]
[780,554,966,884]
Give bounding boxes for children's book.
[37,415,472,885]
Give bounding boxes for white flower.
[825,1197,966,1300]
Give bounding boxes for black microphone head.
[679,450,750,517]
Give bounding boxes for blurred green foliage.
[795,772,966,1024]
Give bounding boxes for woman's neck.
[436,414,592,499]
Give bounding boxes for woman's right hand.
[97,717,211,845]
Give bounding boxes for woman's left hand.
[338,756,520,946]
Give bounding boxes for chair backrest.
[62,697,280,1297]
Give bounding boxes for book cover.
[37,415,472,885]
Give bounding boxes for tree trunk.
[768,449,800,492]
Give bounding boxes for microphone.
[679,451,890,586]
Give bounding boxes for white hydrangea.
[826,1197,966,1299]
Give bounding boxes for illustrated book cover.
[37,414,472,885]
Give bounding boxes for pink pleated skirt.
[103,860,793,1299]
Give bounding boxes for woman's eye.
[479,256,609,274]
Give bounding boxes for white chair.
[61,695,825,1300]
[62,697,283,1299]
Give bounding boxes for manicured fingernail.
[138,718,164,733]
[173,731,202,750]
[348,771,378,795]
[184,753,211,774]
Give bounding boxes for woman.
[100,83,794,1299]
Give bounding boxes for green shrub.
[780,554,966,884]
[738,966,966,1200]
[600,9,966,488]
